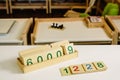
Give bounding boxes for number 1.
[60,67,71,76]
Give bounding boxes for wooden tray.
[17,50,78,73]
[31,18,115,45]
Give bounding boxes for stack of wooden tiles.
[17,40,78,73]
[60,61,107,76]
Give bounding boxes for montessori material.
[105,15,120,43]
[17,40,78,73]
[31,18,115,45]
[60,61,107,76]
[0,18,32,45]
[0,20,16,34]
[0,45,120,80]
[85,16,103,28]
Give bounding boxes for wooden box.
[85,16,104,28]
[105,15,120,42]
[0,18,32,45]
[31,18,116,45]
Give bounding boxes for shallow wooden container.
[31,18,116,45]
[17,50,78,73]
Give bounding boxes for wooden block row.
[21,46,64,66]
[60,61,107,76]
[19,40,75,66]
[17,50,78,73]
[17,40,78,73]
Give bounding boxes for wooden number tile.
[61,43,75,55]
[21,46,63,66]
[20,50,46,66]
[60,67,71,76]
[50,40,69,47]
[69,65,85,74]
[93,61,107,71]
[82,63,97,73]
[45,46,64,60]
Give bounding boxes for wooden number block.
[93,61,107,71]
[17,50,78,73]
[20,50,46,66]
[50,40,69,47]
[69,65,85,74]
[45,46,64,60]
[82,63,97,73]
[60,67,71,76]
[20,46,63,66]
[62,43,75,55]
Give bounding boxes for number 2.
[86,64,92,70]
[73,66,79,71]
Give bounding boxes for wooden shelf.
[0,0,9,14]
[9,0,49,14]
[49,0,89,13]
[7,0,99,14]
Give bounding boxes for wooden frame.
[9,0,49,14]
[0,18,32,45]
[85,17,117,45]
[85,16,117,44]
[31,17,116,45]
[20,18,32,45]
[105,15,120,43]
[0,0,9,14]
